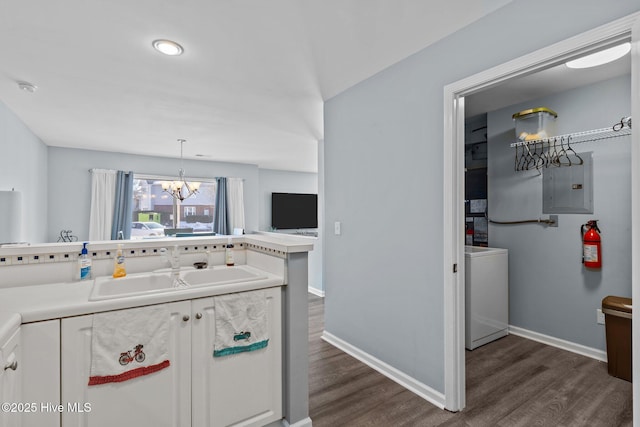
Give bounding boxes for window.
[131,176,216,236]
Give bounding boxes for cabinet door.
[21,320,60,427]
[0,329,21,427]
[61,301,191,427]
[192,287,282,427]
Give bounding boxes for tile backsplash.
[0,239,245,288]
[0,235,299,288]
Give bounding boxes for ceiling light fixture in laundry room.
[565,42,631,69]
[17,81,38,93]
[152,39,184,56]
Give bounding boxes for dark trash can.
[602,295,632,382]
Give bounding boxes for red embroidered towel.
[88,304,170,385]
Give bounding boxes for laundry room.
[463,43,632,359]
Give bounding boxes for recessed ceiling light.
[17,81,37,93]
[152,39,184,56]
[566,42,631,69]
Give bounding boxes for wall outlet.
[597,308,605,325]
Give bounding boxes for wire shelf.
[510,125,631,148]
[510,117,632,172]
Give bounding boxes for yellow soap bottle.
[113,244,127,278]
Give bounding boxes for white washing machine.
[465,246,509,350]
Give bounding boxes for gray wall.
[323,0,639,393]
[48,147,260,243]
[258,168,323,293]
[257,168,318,232]
[0,101,48,243]
[46,148,320,247]
[487,75,631,351]
[0,105,320,246]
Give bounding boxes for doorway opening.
[443,13,639,415]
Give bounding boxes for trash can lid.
[602,295,632,313]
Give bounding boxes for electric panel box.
[543,151,593,214]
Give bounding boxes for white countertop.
[0,233,313,257]
[245,234,314,253]
[0,269,283,324]
[0,233,308,340]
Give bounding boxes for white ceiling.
[465,54,631,118]
[0,0,512,173]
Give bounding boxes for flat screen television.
[271,192,318,229]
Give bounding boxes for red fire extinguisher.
[581,220,601,269]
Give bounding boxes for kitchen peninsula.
[0,233,313,427]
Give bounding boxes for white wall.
[0,101,48,244]
[323,0,639,394]
[487,74,631,351]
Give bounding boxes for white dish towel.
[88,304,170,385]
[214,289,269,357]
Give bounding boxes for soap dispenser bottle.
[113,244,127,278]
[78,242,92,281]
[225,238,235,266]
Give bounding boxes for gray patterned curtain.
[111,171,133,240]
[213,177,229,235]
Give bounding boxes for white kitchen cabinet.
[61,301,191,427]
[61,287,281,427]
[192,287,282,427]
[21,320,60,427]
[0,328,21,427]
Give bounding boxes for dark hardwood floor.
[308,293,633,426]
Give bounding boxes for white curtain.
[226,178,245,233]
[89,169,117,241]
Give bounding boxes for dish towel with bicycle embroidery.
[213,289,269,357]
[88,304,171,385]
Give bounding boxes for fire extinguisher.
[581,220,601,269]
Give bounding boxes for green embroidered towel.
[213,289,269,357]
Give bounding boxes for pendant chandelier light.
[161,139,201,201]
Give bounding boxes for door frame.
[442,12,640,412]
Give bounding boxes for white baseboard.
[509,325,607,362]
[308,287,324,297]
[321,331,446,409]
[280,416,313,427]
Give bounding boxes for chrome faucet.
[160,245,181,270]
[206,249,214,269]
[160,246,189,288]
